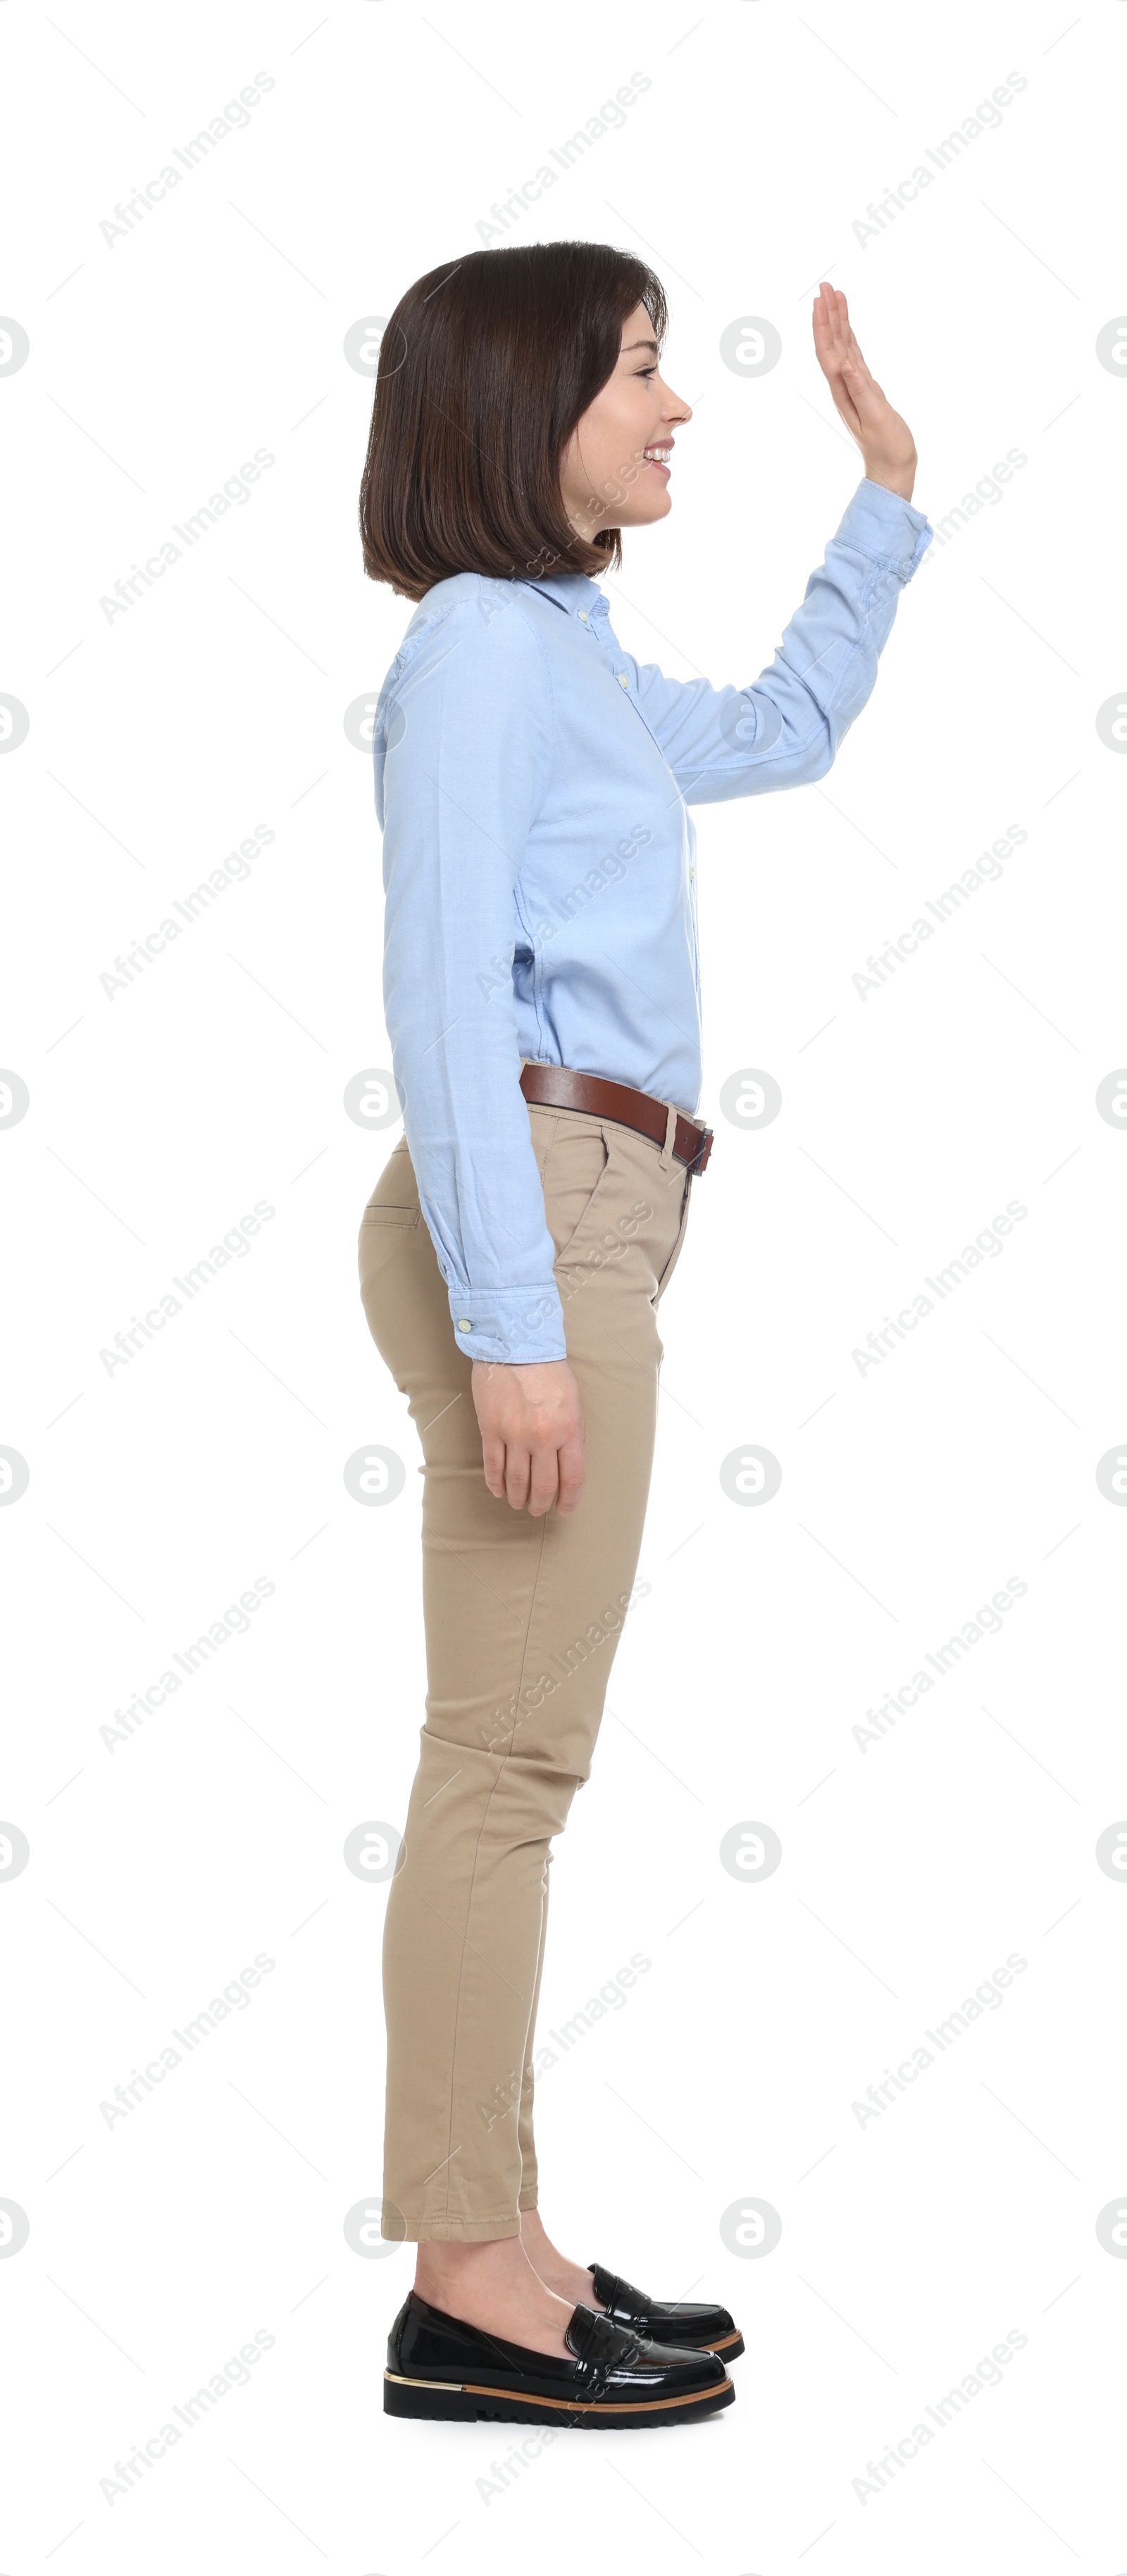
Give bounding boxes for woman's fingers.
[841,357,889,426]
[838,302,890,407]
[828,365,863,437]
[823,283,848,356]
[814,283,861,431]
[527,1447,562,1517]
[811,286,832,361]
[818,282,876,388]
[554,1434,587,1518]
[843,330,883,398]
[829,372,861,431]
[812,283,833,364]
[818,292,888,435]
[492,1432,587,1518]
[812,281,848,367]
[480,1430,508,1500]
[504,1444,533,1511]
[471,1357,585,1518]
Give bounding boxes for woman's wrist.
[862,455,917,504]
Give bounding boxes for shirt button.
[457,1318,472,1331]
[618,673,629,688]
[689,867,695,881]
[578,609,587,621]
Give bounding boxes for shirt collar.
[515,569,608,618]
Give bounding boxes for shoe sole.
[385,2370,735,2427]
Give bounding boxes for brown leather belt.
[519,1063,714,1176]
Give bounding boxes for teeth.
[645,447,672,462]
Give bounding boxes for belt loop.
[659,1101,677,1171]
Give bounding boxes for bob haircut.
[359,242,668,602]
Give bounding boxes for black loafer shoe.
[588,2262,745,2360]
[385,2292,735,2427]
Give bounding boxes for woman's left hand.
[812,281,918,502]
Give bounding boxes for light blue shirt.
[374,476,931,1363]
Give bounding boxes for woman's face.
[559,303,692,542]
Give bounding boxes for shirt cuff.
[838,476,933,580]
[448,1282,568,1365]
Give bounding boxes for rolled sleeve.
[845,476,933,576]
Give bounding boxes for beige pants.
[358,1101,694,2240]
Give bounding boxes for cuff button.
[457,1318,472,1331]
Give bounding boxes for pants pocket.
[361,1136,420,1223]
[653,1170,692,1304]
[359,1141,423,1313]
[359,1208,421,1317]
[543,1125,614,1267]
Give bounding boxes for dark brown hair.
[359,242,668,602]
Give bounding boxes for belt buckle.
[685,1125,713,1178]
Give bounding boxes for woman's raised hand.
[812,281,917,502]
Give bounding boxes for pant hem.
[394,2214,524,2243]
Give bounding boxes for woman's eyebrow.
[621,337,659,356]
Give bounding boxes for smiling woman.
[359,242,671,597]
[355,238,932,2427]
[556,301,690,545]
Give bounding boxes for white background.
[3,1,1123,2567]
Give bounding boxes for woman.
[358,242,929,2429]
